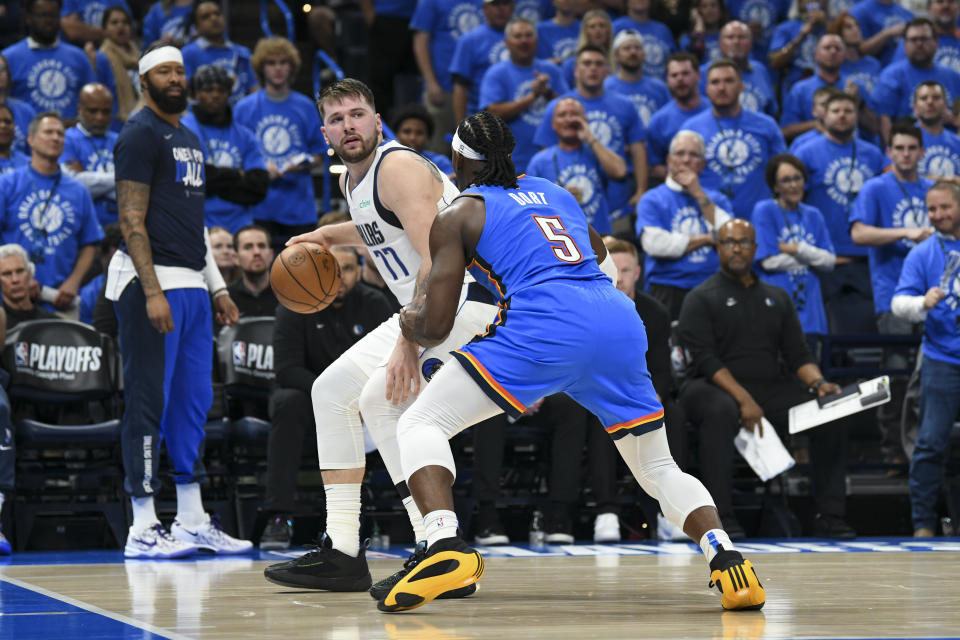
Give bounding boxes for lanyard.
[712,112,742,201]
[776,200,804,243]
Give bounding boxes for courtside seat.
[216,316,275,444]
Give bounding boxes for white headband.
[612,30,643,52]
[451,130,486,161]
[139,46,184,76]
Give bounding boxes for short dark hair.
[914,80,946,102]
[187,0,221,33]
[707,59,742,81]
[101,4,131,28]
[824,91,857,110]
[888,120,924,148]
[391,103,435,139]
[25,0,63,12]
[317,77,376,121]
[666,51,700,70]
[190,64,232,95]
[813,85,845,101]
[765,153,807,192]
[28,110,62,137]
[904,16,935,35]
[233,224,272,251]
[576,43,608,60]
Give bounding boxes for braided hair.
[456,111,518,189]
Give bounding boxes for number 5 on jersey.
[532,215,583,263]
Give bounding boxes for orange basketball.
[270,242,342,313]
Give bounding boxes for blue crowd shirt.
[61,0,132,28]
[895,233,960,365]
[534,90,645,219]
[92,51,119,123]
[919,128,960,178]
[449,24,509,115]
[479,59,568,171]
[725,0,790,56]
[423,150,454,176]
[526,143,613,234]
[0,165,103,288]
[61,124,118,227]
[682,107,786,219]
[604,74,670,127]
[793,134,887,256]
[753,199,833,334]
[679,32,721,63]
[891,31,960,74]
[142,1,191,47]
[409,0,483,93]
[770,20,824,92]
[182,38,257,106]
[79,271,103,325]
[3,98,34,155]
[849,172,934,313]
[114,107,206,270]
[2,37,96,117]
[646,99,710,166]
[611,17,677,79]
[536,19,580,61]
[514,0,552,23]
[635,182,733,288]
[181,111,266,233]
[234,89,326,226]
[841,56,882,95]
[849,0,913,65]
[0,151,29,176]
[781,73,856,127]
[698,59,778,116]
[870,60,960,119]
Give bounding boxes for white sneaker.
[656,512,687,541]
[546,531,574,544]
[124,523,197,559]
[171,515,254,554]
[593,512,621,542]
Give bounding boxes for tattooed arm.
[116,179,174,333]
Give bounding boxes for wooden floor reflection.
[3,551,959,639]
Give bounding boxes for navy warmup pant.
[117,281,213,497]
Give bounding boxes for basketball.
[270,242,341,313]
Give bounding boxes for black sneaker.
[812,514,856,540]
[260,516,293,551]
[263,532,372,591]
[369,540,477,601]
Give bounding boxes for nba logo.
[232,341,246,366]
[14,342,28,366]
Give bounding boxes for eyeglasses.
[776,174,804,185]
[718,238,756,249]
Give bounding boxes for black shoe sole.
[264,569,372,592]
[370,579,477,601]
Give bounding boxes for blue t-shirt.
[890,32,960,74]
[181,112,267,233]
[479,59,568,171]
[61,125,119,227]
[788,127,821,153]
[79,272,104,325]
[919,128,960,178]
[870,60,960,119]
[61,0,132,27]
[449,24,509,115]
[114,107,206,270]
[0,151,29,176]
[514,0,553,23]
[849,172,934,313]
[92,51,119,124]
[1,38,96,117]
[725,0,790,55]
[635,183,733,288]
[526,144,612,234]
[781,74,851,127]
[841,56,883,95]
[182,38,257,106]
[233,89,326,226]
[895,234,960,365]
[611,17,677,79]
[142,1,192,47]
[682,108,786,219]
[646,99,710,166]
[4,98,37,156]
[753,199,833,334]
[769,20,823,92]
[679,32,721,63]
[604,74,670,127]
[849,0,913,65]
[793,134,887,256]
[536,19,580,61]
[0,166,103,288]
[409,0,483,92]
[423,150,454,176]
[534,90,645,219]
[698,60,777,116]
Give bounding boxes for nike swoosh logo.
[298,561,324,567]
[178,527,198,536]
[137,539,157,548]
[164,133,173,139]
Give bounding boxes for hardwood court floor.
[1,547,959,639]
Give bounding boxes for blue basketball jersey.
[461,175,605,302]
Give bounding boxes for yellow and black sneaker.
[377,536,484,613]
[370,540,477,601]
[709,550,765,611]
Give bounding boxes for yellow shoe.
[709,551,765,611]
[378,537,484,613]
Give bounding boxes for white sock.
[325,483,361,556]
[403,496,427,543]
[131,495,160,532]
[699,529,735,564]
[175,483,207,527]
[423,509,458,548]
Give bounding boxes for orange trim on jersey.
[605,408,666,435]
[467,258,506,299]
[478,304,507,339]
[454,349,526,414]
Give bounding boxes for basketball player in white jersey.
[262,78,495,599]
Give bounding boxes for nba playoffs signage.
[217,317,275,384]
[2,319,115,392]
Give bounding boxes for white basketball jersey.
[345,140,461,305]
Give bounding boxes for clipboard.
[788,376,891,434]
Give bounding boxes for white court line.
[0,574,194,640]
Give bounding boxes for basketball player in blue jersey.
[378,111,766,613]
